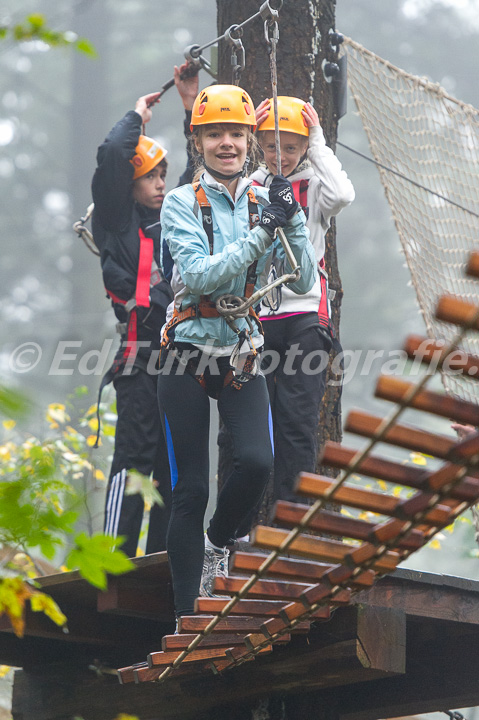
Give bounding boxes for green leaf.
[75,37,97,58]
[26,14,46,31]
[66,533,134,590]
[126,470,164,508]
[0,386,30,420]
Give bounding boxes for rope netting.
[342,36,479,402]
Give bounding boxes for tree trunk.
[216,0,343,519]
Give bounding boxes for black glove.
[259,203,288,238]
[269,175,298,220]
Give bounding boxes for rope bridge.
[342,36,479,403]
[117,251,479,685]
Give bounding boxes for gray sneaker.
[199,544,230,598]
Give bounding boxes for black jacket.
[91,109,193,353]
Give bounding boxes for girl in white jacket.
[248,95,355,509]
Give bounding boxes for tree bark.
[216,0,343,518]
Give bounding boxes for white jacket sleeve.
[307,125,355,229]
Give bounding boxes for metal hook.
[260,0,283,22]
[225,24,245,84]
[264,19,279,46]
[183,44,215,78]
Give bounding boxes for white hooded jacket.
[250,125,355,317]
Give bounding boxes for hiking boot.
[199,543,230,598]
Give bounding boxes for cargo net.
[342,36,479,402]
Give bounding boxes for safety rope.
[152,304,479,682]
[72,203,98,256]
[215,1,300,329]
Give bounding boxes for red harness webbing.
[136,228,154,307]
[105,227,155,362]
[161,183,261,349]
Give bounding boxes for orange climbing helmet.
[257,96,309,137]
[130,136,167,180]
[190,85,256,131]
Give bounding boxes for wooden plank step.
[194,596,331,620]
[375,375,479,426]
[225,644,273,664]
[230,549,376,588]
[140,646,273,680]
[120,657,228,684]
[273,501,424,551]
[162,632,250,651]
[345,408,455,459]
[250,526,400,572]
[148,645,233,668]
[447,431,479,463]
[322,442,479,501]
[466,251,479,278]
[117,662,148,685]
[178,614,272,634]
[435,295,479,330]
[403,335,479,378]
[214,575,350,604]
[295,472,454,527]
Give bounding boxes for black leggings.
[158,351,273,616]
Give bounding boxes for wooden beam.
[96,576,173,620]
[250,525,400,572]
[11,604,407,720]
[230,548,375,588]
[345,408,455,459]
[295,472,454,526]
[375,375,479,426]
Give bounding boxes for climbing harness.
[161,182,264,390]
[92,223,163,446]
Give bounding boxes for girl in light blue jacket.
[158,84,316,619]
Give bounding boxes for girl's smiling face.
[260,130,308,177]
[195,123,249,178]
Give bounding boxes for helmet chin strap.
[204,162,244,183]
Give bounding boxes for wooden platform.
[0,552,175,669]
[7,561,479,720]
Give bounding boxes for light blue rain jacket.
[160,174,317,349]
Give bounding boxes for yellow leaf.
[2,419,16,430]
[64,425,79,437]
[393,486,403,497]
[94,469,105,481]
[0,665,11,678]
[88,417,99,431]
[429,538,441,550]
[87,435,100,447]
[410,452,427,466]
[114,715,140,720]
[0,446,11,461]
[86,404,98,417]
[30,591,67,628]
[46,403,70,426]
[0,577,33,638]
[377,480,388,492]
[136,548,145,557]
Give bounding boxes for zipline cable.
[337,140,479,220]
